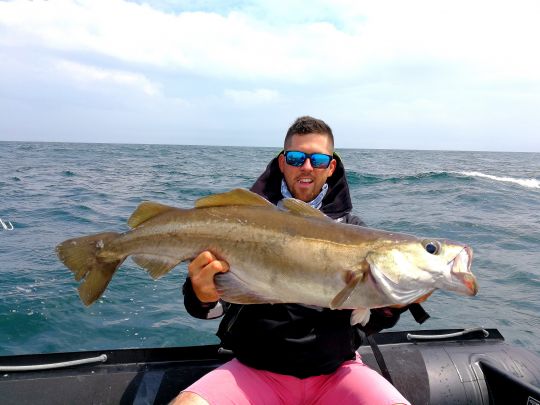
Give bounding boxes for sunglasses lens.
[285,151,306,167]
[285,151,332,168]
[310,154,331,168]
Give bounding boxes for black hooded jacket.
[182,154,408,378]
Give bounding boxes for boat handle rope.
[407,327,489,341]
[0,354,107,372]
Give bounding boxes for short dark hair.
[284,116,334,151]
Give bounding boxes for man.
[173,116,412,404]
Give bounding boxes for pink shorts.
[183,354,410,405]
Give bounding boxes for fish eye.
[423,240,441,255]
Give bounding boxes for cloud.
[0,1,352,82]
[0,0,539,151]
[0,0,536,84]
[54,60,160,96]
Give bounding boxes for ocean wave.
[347,170,539,189]
[347,171,455,185]
[456,171,539,189]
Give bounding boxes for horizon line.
[0,139,538,154]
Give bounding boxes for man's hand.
[188,251,230,303]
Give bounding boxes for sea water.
[0,142,539,355]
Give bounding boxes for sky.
[0,0,539,151]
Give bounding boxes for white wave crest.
[457,171,540,189]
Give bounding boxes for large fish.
[56,189,477,325]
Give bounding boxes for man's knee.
[169,391,209,405]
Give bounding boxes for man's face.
[278,133,336,202]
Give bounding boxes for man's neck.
[280,180,329,209]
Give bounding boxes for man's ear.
[327,158,337,177]
[278,153,285,173]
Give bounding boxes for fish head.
[366,238,477,305]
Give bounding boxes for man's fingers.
[188,251,216,276]
[188,251,230,302]
[204,259,230,274]
[192,259,229,287]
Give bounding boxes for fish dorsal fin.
[281,198,329,219]
[195,188,274,208]
[128,201,176,228]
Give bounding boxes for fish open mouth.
[449,246,478,296]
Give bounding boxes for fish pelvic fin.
[132,254,182,279]
[56,232,125,306]
[128,201,178,228]
[195,189,274,208]
[281,198,330,219]
[351,308,371,326]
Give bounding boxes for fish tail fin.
[56,232,125,306]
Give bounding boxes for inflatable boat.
[1,328,539,404]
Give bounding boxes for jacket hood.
[250,152,353,219]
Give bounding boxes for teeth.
[299,179,312,183]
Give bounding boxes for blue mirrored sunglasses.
[284,151,333,169]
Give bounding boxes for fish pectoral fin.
[128,201,179,228]
[330,271,364,309]
[132,255,182,279]
[281,198,330,219]
[214,272,282,304]
[351,308,371,326]
[195,189,274,208]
